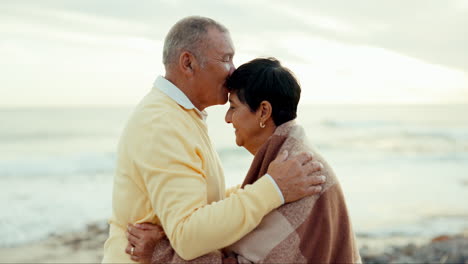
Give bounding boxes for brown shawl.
[151,121,361,264]
[225,120,361,263]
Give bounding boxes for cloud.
[263,0,468,72]
[6,0,463,72]
[1,0,467,106]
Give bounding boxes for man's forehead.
[206,28,235,54]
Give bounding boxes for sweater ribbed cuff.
[265,174,285,205]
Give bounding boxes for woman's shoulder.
[274,122,340,187]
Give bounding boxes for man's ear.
[258,100,273,122]
[179,51,195,76]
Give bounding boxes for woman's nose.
[225,111,232,124]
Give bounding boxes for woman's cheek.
[232,112,238,126]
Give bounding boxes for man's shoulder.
[119,89,203,150]
[131,90,191,128]
[118,99,198,156]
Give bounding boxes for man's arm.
[225,184,241,198]
[134,118,323,260]
[144,165,282,260]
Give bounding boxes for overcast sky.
[1,0,467,106]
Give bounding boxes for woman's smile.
[224,92,275,155]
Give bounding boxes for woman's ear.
[258,100,272,123]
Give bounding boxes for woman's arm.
[126,223,225,264]
[125,223,165,263]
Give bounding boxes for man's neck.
[164,73,205,111]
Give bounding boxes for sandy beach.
[1,221,467,263]
[0,222,108,263]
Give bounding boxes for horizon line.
[1,102,468,110]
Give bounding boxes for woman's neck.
[246,125,276,155]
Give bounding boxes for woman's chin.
[235,138,243,147]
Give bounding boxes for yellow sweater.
[102,86,283,263]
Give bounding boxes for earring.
[260,122,265,128]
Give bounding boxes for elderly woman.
[126,58,361,264]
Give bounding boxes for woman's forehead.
[228,92,239,102]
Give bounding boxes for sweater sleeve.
[131,114,283,260]
[225,184,241,198]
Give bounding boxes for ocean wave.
[0,177,113,247]
[319,119,468,139]
[312,127,468,153]
[0,152,116,178]
[356,215,468,239]
[0,131,117,143]
[321,119,401,128]
[322,137,468,153]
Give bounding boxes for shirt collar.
[153,75,208,120]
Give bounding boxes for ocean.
[1,104,467,247]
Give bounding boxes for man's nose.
[228,62,236,75]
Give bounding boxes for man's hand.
[125,223,166,263]
[267,150,325,203]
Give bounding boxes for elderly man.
[102,16,325,263]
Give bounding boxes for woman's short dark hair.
[226,57,301,126]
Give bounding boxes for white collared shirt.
[152,75,285,204]
[154,75,208,121]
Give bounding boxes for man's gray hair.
[163,16,228,67]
